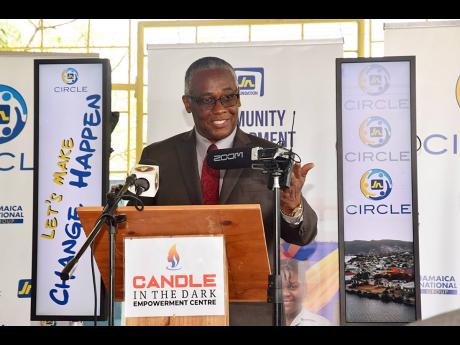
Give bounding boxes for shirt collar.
[195,126,237,155]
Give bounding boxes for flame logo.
[166,244,181,270]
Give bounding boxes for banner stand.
[31,59,111,321]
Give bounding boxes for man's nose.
[212,99,226,112]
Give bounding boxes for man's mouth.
[212,119,228,127]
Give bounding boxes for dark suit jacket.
[138,127,318,325]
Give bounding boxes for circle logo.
[0,84,28,144]
[359,116,391,148]
[456,75,460,109]
[359,64,390,96]
[360,168,392,201]
[61,67,79,85]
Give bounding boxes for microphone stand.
[60,174,138,326]
[254,158,293,327]
[269,170,284,327]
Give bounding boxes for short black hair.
[282,259,301,281]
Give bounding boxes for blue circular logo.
[360,168,393,201]
[359,64,390,96]
[359,116,391,148]
[61,67,79,85]
[0,84,28,144]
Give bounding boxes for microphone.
[207,147,254,169]
[128,164,159,197]
[207,146,292,170]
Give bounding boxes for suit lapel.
[176,130,202,204]
[219,128,251,204]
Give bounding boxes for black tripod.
[60,174,144,325]
[253,155,295,326]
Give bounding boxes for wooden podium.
[77,204,270,326]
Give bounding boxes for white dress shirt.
[290,308,331,326]
[195,127,237,193]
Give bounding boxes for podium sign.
[124,236,226,318]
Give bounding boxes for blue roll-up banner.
[31,59,111,320]
[336,57,421,324]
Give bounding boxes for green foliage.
[0,21,21,48]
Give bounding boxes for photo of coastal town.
[344,239,417,323]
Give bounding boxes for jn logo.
[234,67,264,96]
[360,168,393,200]
[359,116,391,148]
[166,244,182,270]
[359,64,390,96]
[371,179,384,189]
[238,75,256,90]
[0,85,28,145]
[17,279,32,298]
[61,67,79,85]
[0,105,10,124]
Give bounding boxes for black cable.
[288,111,298,164]
[121,194,144,211]
[292,152,302,164]
[90,241,97,326]
[93,194,144,226]
[86,191,144,326]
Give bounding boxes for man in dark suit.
[138,56,318,325]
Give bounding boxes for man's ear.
[182,95,192,113]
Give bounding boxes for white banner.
[33,60,107,318]
[124,236,225,317]
[0,53,96,326]
[385,21,460,319]
[147,41,342,242]
[147,41,343,325]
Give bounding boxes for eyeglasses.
[187,93,240,109]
